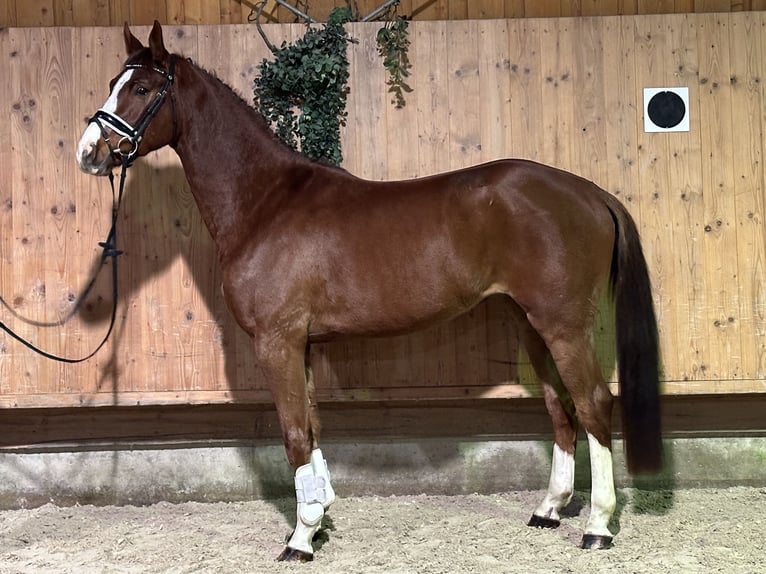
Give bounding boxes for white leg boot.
[281,449,336,560]
[311,448,336,510]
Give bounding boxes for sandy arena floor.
[0,487,764,573]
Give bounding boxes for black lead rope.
[1,60,175,363]
[0,159,128,363]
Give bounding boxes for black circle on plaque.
[647,91,686,129]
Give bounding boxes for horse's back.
[225,157,618,341]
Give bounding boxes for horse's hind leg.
[253,333,335,561]
[538,326,616,549]
[513,312,578,530]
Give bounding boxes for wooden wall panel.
[8,28,46,395]
[634,16,677,385]
[413,21,449,175]
[0,27,13,391]
[730,12,766,378]
[40,27,76,387]
[669,16,709,381]
[3,0,766,27]
[544,19,577,167]
[1,14,765,410]
[602,17,641,225]
[507,20,543,160]
[5,394,766,449]
[698,14,740,380]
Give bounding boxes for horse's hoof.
[527,514,561,529]
[277,546,314,562]
[580,534,613,549]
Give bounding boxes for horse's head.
[77,21,177,176]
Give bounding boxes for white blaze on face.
[76,69,135,174]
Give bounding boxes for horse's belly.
[307,281,489,343]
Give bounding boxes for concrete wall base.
[1,437,764,509]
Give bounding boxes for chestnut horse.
[77,22,662,561]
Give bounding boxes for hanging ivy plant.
[252,2,412,166]
[376,15,412,109]
[254,7,353,165]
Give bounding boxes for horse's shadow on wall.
[76,160,671,529]
[76,160,247,401]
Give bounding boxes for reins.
[0,57,176,363]
[0,158,128,363]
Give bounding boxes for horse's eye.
[135,86,148,96]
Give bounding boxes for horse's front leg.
[253,333,335,562]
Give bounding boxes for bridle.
[88,56,177,165]
[0,57,177,363]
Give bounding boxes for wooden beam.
[2,394,764,449]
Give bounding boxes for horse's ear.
[148,20,169,64]
[123,22,144,55]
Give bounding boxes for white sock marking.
[534,443,575,520]
[585,432,616,538]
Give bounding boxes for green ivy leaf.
[254,5,411,163]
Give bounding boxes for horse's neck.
[171,61,306,257]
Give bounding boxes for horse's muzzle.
[77,130,116,176]
[78,152,114,176]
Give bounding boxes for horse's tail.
[603,193,663,475]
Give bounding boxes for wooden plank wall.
[2,0,766,27]
[0,14,765,410]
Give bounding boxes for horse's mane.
[184,54,349,173]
